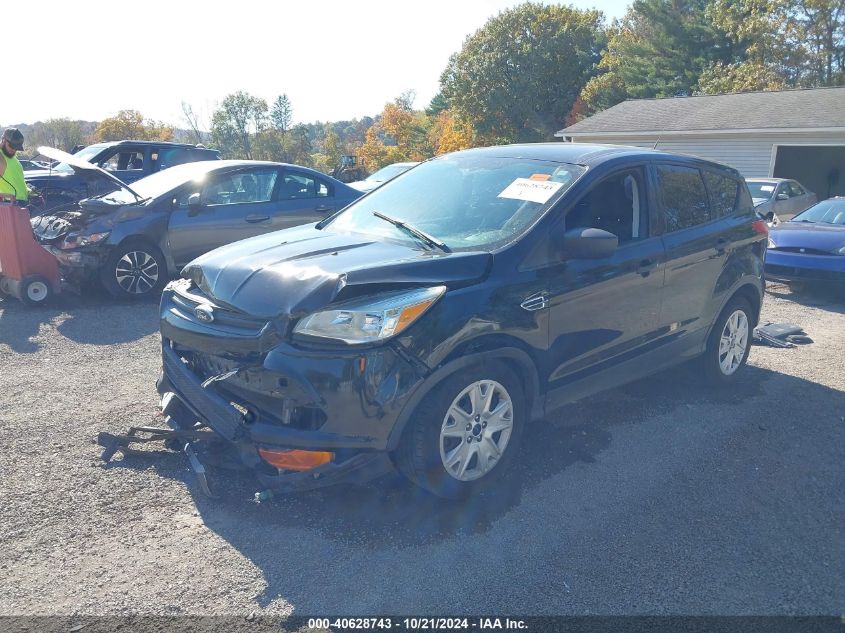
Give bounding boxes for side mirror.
[765,211,775,222]
[187,192,202,216]
[776,193,789,201]
[562,227,618,259]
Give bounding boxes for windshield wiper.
[372,211,450,253]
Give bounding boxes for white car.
[746,178,817,223]
[349,162,419,193]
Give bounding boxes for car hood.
[348,180,379,193]
[32,146,144,201]
[770,221,845,251]
[182,225,492,319]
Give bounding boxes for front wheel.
[102,242,168,299]
[20,275,53,306]
[701,298,753,384]
[395,362,525,499]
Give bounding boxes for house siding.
[566,132,845,178]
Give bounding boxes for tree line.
[12,0,845,174]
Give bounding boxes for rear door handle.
[245,214,270,223]
[637,258,658,276]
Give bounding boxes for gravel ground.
[0,283,843,618]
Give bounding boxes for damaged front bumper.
[156,283,427,493]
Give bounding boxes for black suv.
[156,144,767,498]
[25,140,220,211]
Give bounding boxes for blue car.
[766,197,845,287]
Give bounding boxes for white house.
[556,87,845,200]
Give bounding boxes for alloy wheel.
[718,309,749,376]
[115,250,160,295]
[439,379,514,482]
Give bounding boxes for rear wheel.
[102,242,167,299]
[395,362,525,498]
[701,298,753,384]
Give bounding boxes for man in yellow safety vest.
[0,128,29,203]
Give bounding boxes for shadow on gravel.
[765,282,845,314]
[0,290,159,353]
[103,356,840,611]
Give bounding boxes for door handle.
[245,214,270,223]
[637,258,658,277]
[314,205,334,213]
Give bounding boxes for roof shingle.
[557,87,845,135]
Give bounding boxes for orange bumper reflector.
[258,448,334,471]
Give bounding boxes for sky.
[7,0,630,128]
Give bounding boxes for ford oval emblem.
[195,304,214,323]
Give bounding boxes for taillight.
[752,219,769,235]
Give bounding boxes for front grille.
[771,247,837,256]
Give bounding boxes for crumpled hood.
[770,222,845,252]
[182,225,492,319]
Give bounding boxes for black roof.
[93,140,216,150]
[448,142,738,173]
[557,86,845,136]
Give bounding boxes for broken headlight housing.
[60,231,111,249]
[293,286,446,344]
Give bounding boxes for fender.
[385,346,542,451]
[704,275,764,345]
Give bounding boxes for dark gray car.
[31,153,363,298]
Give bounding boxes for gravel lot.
[0,284,843,618]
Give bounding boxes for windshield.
[324,154,585,250]
[746,181,776,199]
[96,161,223,205]
[365,164,415,182]
[791,199,845,225]
[51,145,105,172]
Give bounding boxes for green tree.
[797,0,845,85]
[271,94,293,133]
[30,118,87,152]
[210,91,268,159]
[440,2,605,142]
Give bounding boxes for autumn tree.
[210,91,268,159]
[93,110,173,142]
[440,3,605,142]
[429,111,474,155]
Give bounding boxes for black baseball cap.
[2,128,24,151]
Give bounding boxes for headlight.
[767,238,776,249]
[60,231,111,249]
[838,246,845,255]
[293,286,446,344]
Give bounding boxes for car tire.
[101,241,168,299]
[394,361,525,499]
[19,275,52,306]
[701,297,753,384]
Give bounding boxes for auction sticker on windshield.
[498,178,563,204]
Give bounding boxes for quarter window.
[655,165,710,231]
[703,171,739,218]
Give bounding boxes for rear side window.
[703,171,739,218]
[655,165,710,231]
